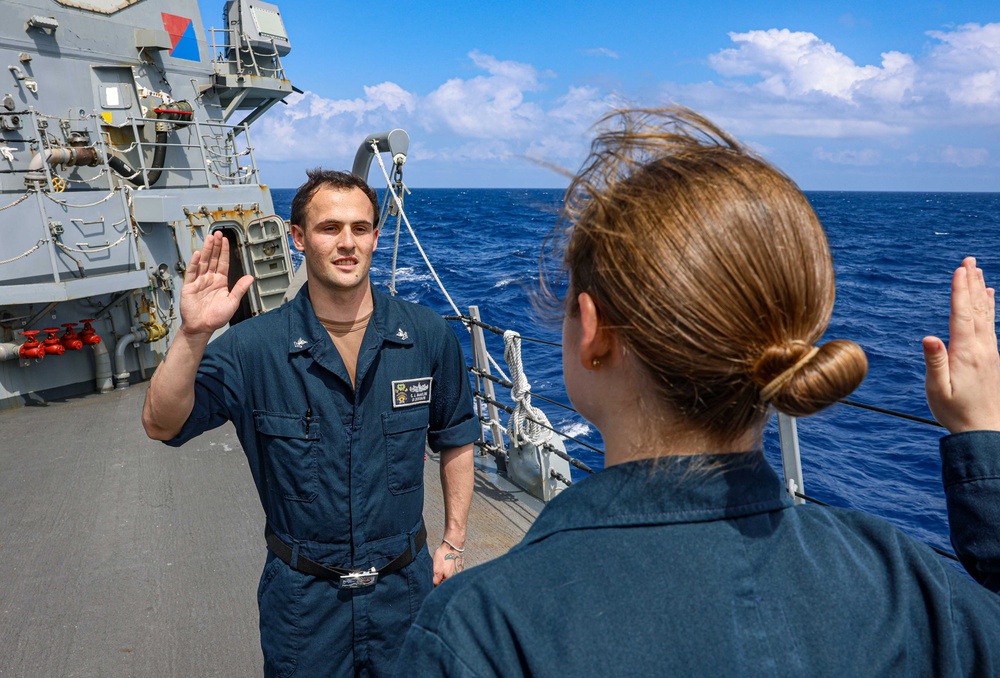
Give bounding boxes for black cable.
[469,367,578,414]
[470,367,513,389]
[792,491,831,507]
[541,441,595,473]
[837,399,943,428]
[445,314,561,347]
[531,391,578,413]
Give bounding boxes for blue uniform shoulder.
[372,288,455,344]
[229,299,293,334]
[197,301,296,367]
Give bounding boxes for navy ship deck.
[0,384,536,676]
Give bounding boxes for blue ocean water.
[273,188,1000,554]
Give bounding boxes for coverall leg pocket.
[258,556,304,678]
[405,546,434,624]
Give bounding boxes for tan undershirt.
[317,310,372,388]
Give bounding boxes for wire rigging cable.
[371,142,461,317]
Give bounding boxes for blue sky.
[207,1,1000,190]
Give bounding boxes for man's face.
[291,186,379,295]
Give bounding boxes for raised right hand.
[922,257,1000,433]
[179,231,255,337]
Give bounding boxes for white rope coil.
[504,330,553,447]
[206,165,248,181]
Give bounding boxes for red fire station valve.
[79,319,102,345]
[60,323,83,351]
[19,330,46,360]
[41,328,66,355]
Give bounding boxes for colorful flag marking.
[161,13,200,61]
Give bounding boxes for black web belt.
[264,523,427,589]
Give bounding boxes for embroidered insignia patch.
[392,378,432,408]
[293,337,307,349]
[396,328,408,341]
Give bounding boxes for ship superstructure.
[0,0,295,408]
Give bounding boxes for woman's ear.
[577,292,613,368]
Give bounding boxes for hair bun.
[753,340,868,417]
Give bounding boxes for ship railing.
[460,308,599,482]
[208,27,287,81]
[0,108,262,192]
[113,113,260,188]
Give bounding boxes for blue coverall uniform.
[399,432,1000,676]
[166,284,480,677]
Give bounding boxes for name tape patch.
[392,378,433,408]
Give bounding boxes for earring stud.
[591,358,601,368]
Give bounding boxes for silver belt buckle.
[340,567,378,589]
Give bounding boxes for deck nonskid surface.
[0,384,534,677]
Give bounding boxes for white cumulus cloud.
[251,51,615,172]
[421,50,549,138]
[708,29,915,103]
[248,23,1000,187]
[681,22,1000,157]
[925,23,1000,105]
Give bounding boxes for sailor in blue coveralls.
[142,170,479,677]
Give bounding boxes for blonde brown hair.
[543,107,867,444]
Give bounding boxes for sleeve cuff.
[427,417,481,452]
[940,430,1000,488]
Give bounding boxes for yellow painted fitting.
[143,322,169,343]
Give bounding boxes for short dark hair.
[289,169,379,229]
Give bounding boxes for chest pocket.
[254,411,319,503]
[383,408,429,495]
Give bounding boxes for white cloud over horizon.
[251,23,1000,186]
[708,29,917,102]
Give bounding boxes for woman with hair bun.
[396,108,1000,676]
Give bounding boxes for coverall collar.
[286,283,416,385]
[521,451,793,547]
[287,283,414,349]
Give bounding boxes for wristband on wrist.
[442,538,465,553]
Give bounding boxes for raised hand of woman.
[923,257,1000,433]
